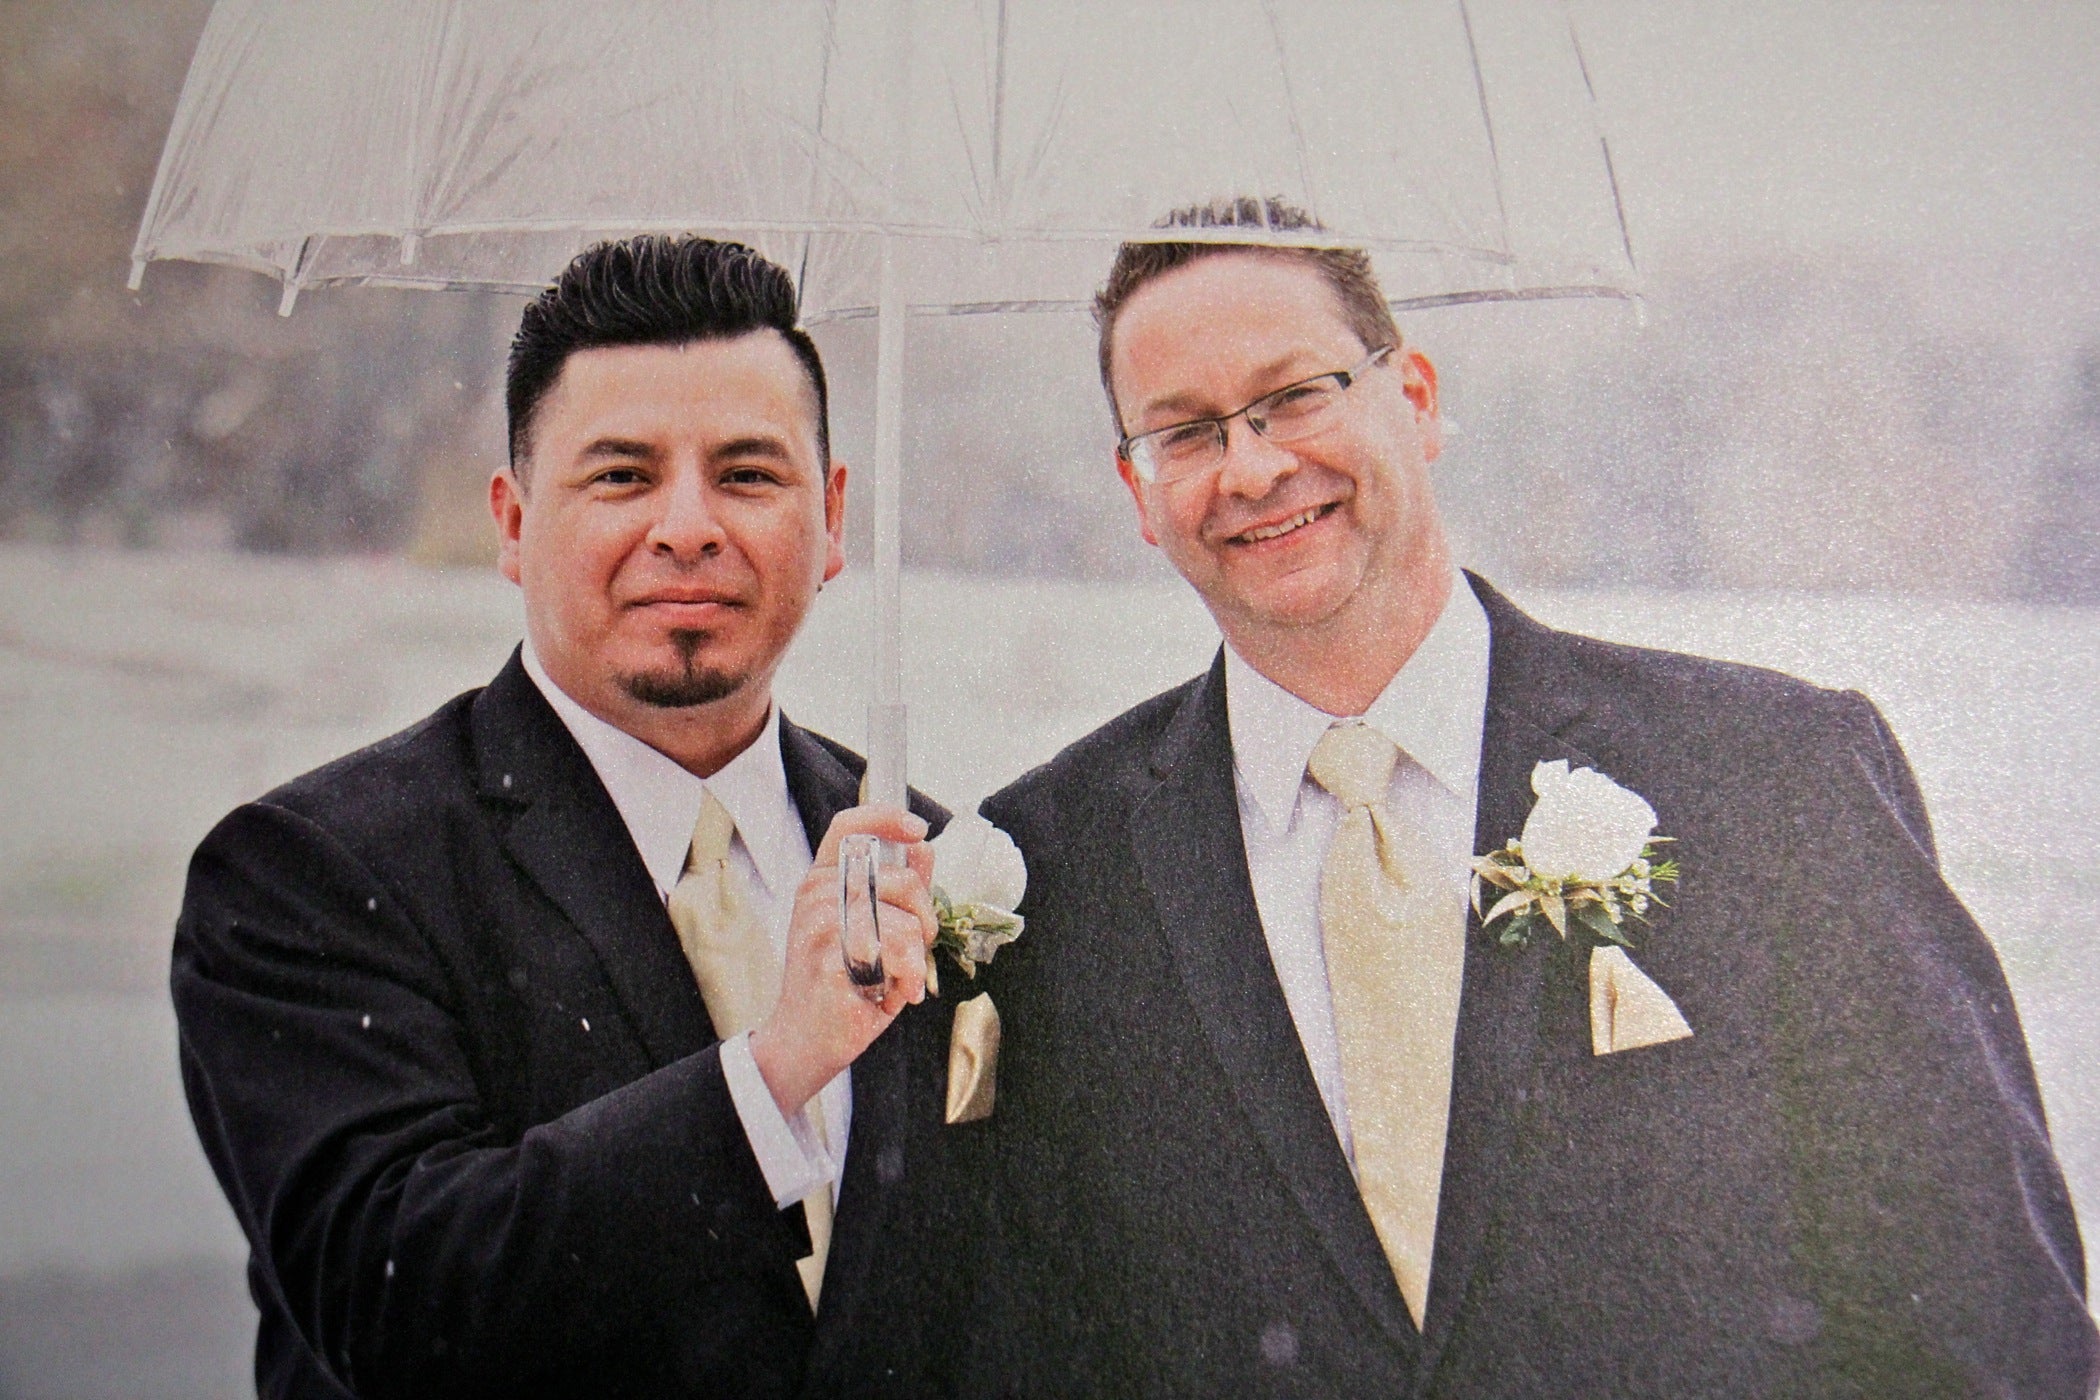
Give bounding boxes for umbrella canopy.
[131,0,1636,317]
[130,0,1638,805]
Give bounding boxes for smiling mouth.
[1231,503,1335,545]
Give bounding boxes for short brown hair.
[1093,197,1402,432]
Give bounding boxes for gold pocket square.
[944,992,1001,1124]
[1589,945,1693,1055]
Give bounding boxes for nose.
[645,465,726,562]
[1212,414,1300,500]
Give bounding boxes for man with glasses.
[937,198,2095,1395]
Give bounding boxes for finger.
[877,902,928,1003]
[874,901,927,1009]
[873,867,937,943]
[905,836,935,886]
[787,880,841,954]
[812,804,929,867]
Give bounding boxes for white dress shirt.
[1224,574,1491,1167]
[522,645,845,1213]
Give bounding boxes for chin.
[1226,566,1361,630]
[616,632,752,709]
[621,664,746,709]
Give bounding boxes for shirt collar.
[521,643,806,899]
[1224,570,1491,831]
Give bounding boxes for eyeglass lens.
[1137,378,1344,481]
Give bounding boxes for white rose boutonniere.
[1471,760,1678,948]
[927,814,1027,993]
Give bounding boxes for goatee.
[620,631,742,708]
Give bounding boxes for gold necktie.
[1307,722,1466,1329]
[666,791,833,1309]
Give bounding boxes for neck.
[612,687,774,779]
[1222,535,1455,717]
[540,653,777,779]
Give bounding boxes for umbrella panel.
[133,0,1638,315]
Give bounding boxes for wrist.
[748,1020,824,1120]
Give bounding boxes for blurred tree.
[1,0,507,556]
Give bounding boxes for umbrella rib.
[1258,0,1319,222]
[949,82,987,219]
[1564,3,1639,275]
[1015,72,1068,197]
[149,220,1522,268]
[798,0,844,317]
[400,0,458,264]
[1388,283,1639,311]
[130,0,268,279]
[797,280,1640,324]
[991,0,1008,201]
[1457,0,1513,260]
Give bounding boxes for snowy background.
[1,548,2094,1390]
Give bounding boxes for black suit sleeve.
[174,800,808,1398]
[1781,692,2096,1395]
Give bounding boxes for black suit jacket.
[173,652,958,1398]
[969,575,2097,1397]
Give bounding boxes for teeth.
[1242,508,1320,542]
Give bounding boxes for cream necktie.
[1307,722,1466,1330]
[666,790,833,1309]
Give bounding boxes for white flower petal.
[1519,762,1657,882]
[931,814,1028,910]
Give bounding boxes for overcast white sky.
[1571,0,2100,261]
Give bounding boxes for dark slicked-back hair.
[506,235,829,474]
[1093,197,1402,431]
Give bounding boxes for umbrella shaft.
[866,234,907,811]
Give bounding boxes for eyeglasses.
[1118,345,1395,485]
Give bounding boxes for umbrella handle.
[838,833,886,999]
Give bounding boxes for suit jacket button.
[1259,1321,1297,1366]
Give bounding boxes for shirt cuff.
[719,1030,835,1210]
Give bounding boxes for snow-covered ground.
[1,544,2094,1386]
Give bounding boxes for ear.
[1401,348,1442,464]
[1115,453,1161,548]
[822,459,848,583]
[490,467,526,584]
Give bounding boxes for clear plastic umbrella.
[130,0,1638,803]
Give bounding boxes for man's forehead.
[541,335,818,443]
[554,334,798,398]
[1110,253,1362,408]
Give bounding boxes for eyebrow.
[572,435,801,467]
[577,436,657,462]
[709,436,797,465]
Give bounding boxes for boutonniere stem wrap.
[925,815,1026,996]
[1471,761,1678,948]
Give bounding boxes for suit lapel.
[780,717,864,856]
[470,653,713,1067]
[1130,655,1421,1353]
[1416,576,1607,1377]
